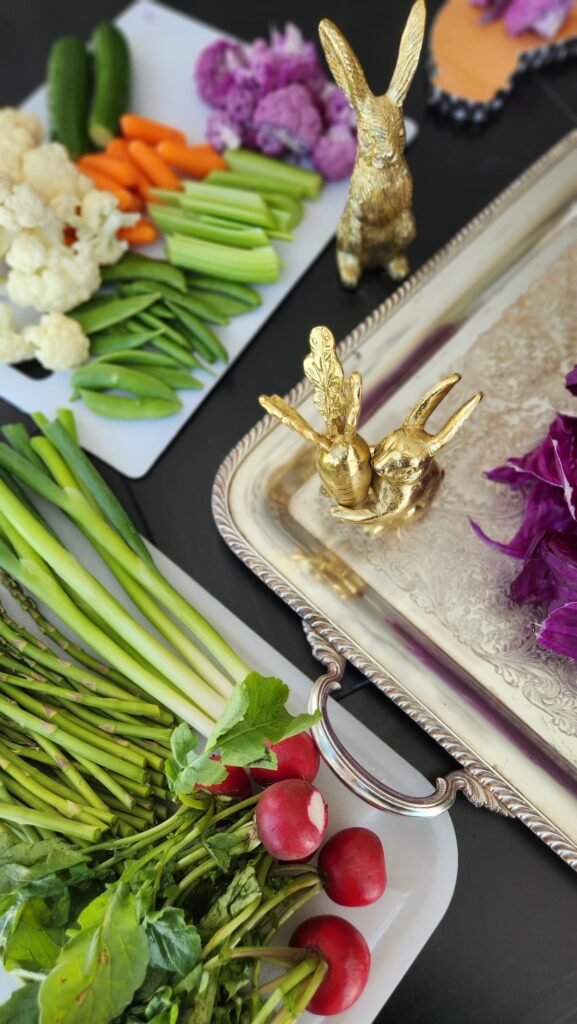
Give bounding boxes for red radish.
[196,756,252,799]
[318,827,386,906]
[290,914,370,1015]
[250,733,320,786]
[255,779,328,860]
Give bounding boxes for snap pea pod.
[118,280,230,326]
[145,334,202,370]
[69,292,160,335]
[137,311,191,348]
[148,302,177,322]
[185,274,261,308]
[187,289,253,318]
[141,367,203,391]
[71,363,176,402]
[92,349,183,368]
[89,327,162,357]
[165,302,228,364]
[78,390,181,420]
[101,253,187,292]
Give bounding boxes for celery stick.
[223,148,324,199]
[261,192,303,228]
[166,235,281,284]
[149,204,269,249]
[207,169,306,200]
[178,196,274,229]
[151,186,275,229]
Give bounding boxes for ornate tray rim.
[212,129,577,871]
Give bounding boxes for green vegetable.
[93,349,184,368]
[140,367,203,391]
[119,280,231,326]
[166,235,281,285]
[70,293,160,335]
[149,204,270,249]
[152,184,275,230]
[147,336,202,369]
[101,253,186,291]
[88,23,131,148]
[224,148,324,199]
[186,275,261,308]
[0,982,40,1024]
[78,391,181,420]
[89,328,162,357]
[136,311,191,348]
[165,303,227,365]
[39,883,149,1024]
[71,363,176,402]
[46,36,89,159]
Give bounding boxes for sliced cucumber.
[89,22,131,148]
[47,36,90,158]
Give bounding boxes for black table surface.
[1,2,577,1021]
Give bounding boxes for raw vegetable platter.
[0,512,458,1021]
[0,0,356,479]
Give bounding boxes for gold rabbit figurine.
[319,1,426,288]
[259,326,482,533]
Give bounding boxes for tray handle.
[304,624,512,818]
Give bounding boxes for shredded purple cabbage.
[194,23,358,179]
[472,365,577,661]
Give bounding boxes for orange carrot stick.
[156,141,227,177]
[77,153,138,187]
[127,140,183,192]
[106,138,154,200]
[120,114,186,146]
[118,219,158,245]
[77,162,142,212]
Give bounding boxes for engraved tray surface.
[213,131,577,869]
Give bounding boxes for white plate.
[1,0,418,479]
[0,516,457,1022]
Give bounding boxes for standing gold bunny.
[319,1,426,288]
[259,326,482,533]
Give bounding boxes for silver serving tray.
[213,130,577,870]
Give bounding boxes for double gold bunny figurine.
[259,327,482,535]
[319,1,426,288]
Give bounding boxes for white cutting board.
[0,516,456,1022]
[2,0,417,479]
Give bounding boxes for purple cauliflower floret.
[224,84,258,122]
[253,83,323,156]
[270,23,326,88]
[504,0,573,35]
[312,125,357,180]
[235,39,279,98]
[205,110,244,152]
[322,84,357,130]
[471,0,574,35]
[195,40,247,107]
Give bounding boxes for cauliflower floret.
[0,303,35,364]
[7,242,101,313]
[23,312,89,371]
[75,189,134,266]
[22,144,92,205]
[0,108,43,181]
[0,182,54,231]
[5,232,48,273]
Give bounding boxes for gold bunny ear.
[318,19,371,113]
[259,394,329,450]
[404,373,461,430]
[343,372,363,441]
[428,392,483,454]
[387,0,426,108]
[304,326,346,436]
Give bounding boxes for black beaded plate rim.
[427,35,577,123]
[212,130,577,870]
